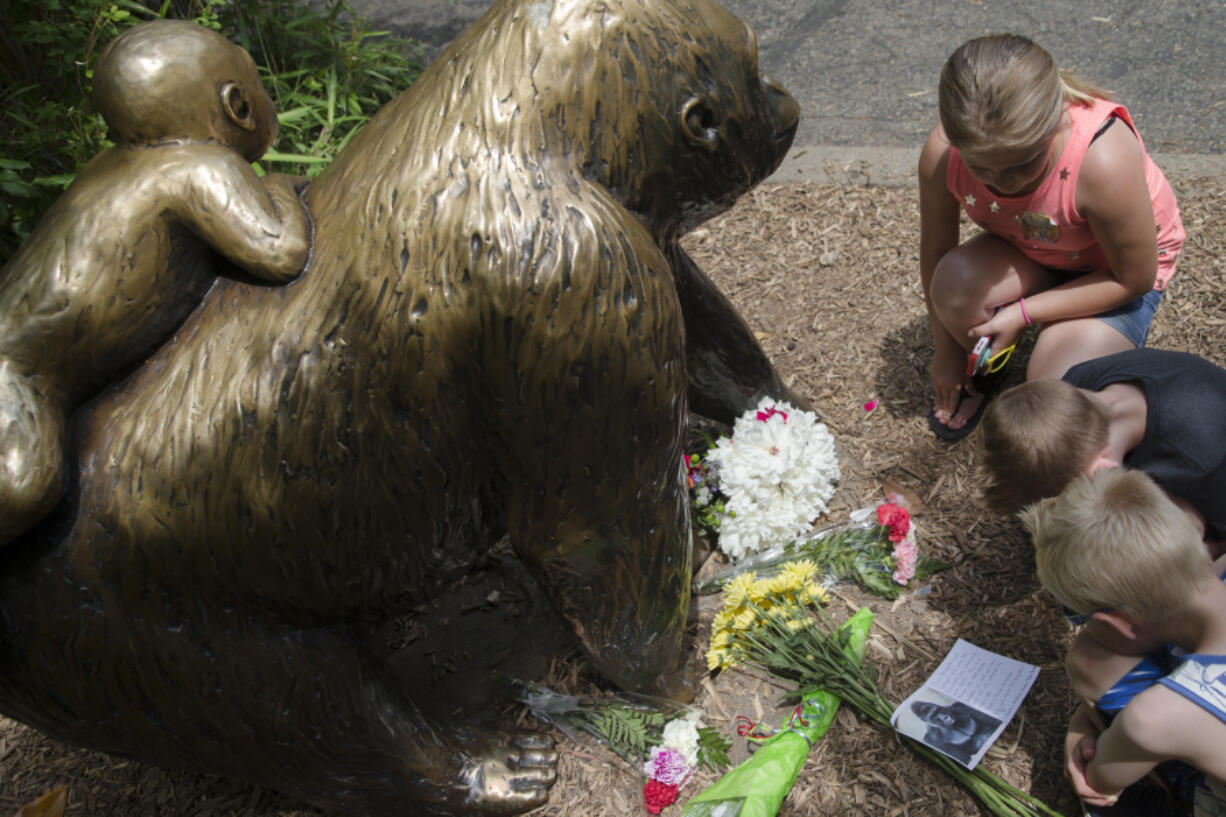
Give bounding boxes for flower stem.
[729,606,1068,817]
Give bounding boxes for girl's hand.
[929,343,968,423]
[969,301,1025,359]
[1065,705,1118,806]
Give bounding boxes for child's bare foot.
[928,386,988,441]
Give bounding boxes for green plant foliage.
[796,526,946,599]
[695,725,733,771]
[591,706,665,760]
[580,707,732,772]
[498,673,733,773]
[694,523,948,599]
[0,0,148,261]
[0,0,424,262]
[201,0,425,177]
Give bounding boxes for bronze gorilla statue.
[0,0,801,814]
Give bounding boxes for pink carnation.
[892,535,917,585]
[643,747,693,788]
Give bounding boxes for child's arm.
[977,121,1157,336]
[917,125,967,418]
[1065,702,1119,807]
[1083,692,1174,798]
[174,150,311,284]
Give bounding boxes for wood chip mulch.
[3,174,1225,816]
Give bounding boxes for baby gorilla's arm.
[175,150,312,284]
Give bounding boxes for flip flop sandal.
[927,389,988,441]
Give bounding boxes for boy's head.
[1022,468,1210,624]
[93,20,278,161]
[978,379,1109,514]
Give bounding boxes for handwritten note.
[890,639,1039,769]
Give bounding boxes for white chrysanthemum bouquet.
[687,398,840,562]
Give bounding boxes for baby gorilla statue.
[0,19,311,544]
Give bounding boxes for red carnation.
[876,502,910,543]
[643,779,679,814]
[755,406,788,423]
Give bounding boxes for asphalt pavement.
[352,0,1226,186]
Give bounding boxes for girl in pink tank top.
[919,34,1185,441]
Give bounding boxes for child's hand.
[1065,704,1119,806]
[968,301,1026,360]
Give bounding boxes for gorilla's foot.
[451,731,558,815]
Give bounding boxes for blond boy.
[1023,468,1226,814]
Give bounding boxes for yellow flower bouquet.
[703,561,1067,817]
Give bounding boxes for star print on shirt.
[989,202,1000,213]
[1060,168,1070,181]
[964,194,976,207]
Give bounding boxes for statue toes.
[508,732,557,780]
[510,731,556,768]
[457,731,558,814]
[511,746,558,772]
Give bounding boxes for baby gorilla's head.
[93,20,278,161]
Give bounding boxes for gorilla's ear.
[681,95,720,152]
[220,81,258,132]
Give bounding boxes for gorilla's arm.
[667,241,810,423]
[487,208,692,699]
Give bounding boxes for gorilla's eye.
[681,95,721,150]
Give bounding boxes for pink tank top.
[946,98,1185,290]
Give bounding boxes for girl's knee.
[1028,320,1135,380]
[931,251,994,318]
[933,250,978,289]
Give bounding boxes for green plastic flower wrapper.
[681,607,874,817]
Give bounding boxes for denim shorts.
[1095,288,1164,347]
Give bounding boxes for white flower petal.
[707,399,840,561]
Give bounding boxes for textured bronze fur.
[0,20,310,545]
[0,1,798,814]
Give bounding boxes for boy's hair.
[1021,468,1210,622]
[978,379,1110,514]
[939,34,1114,154]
